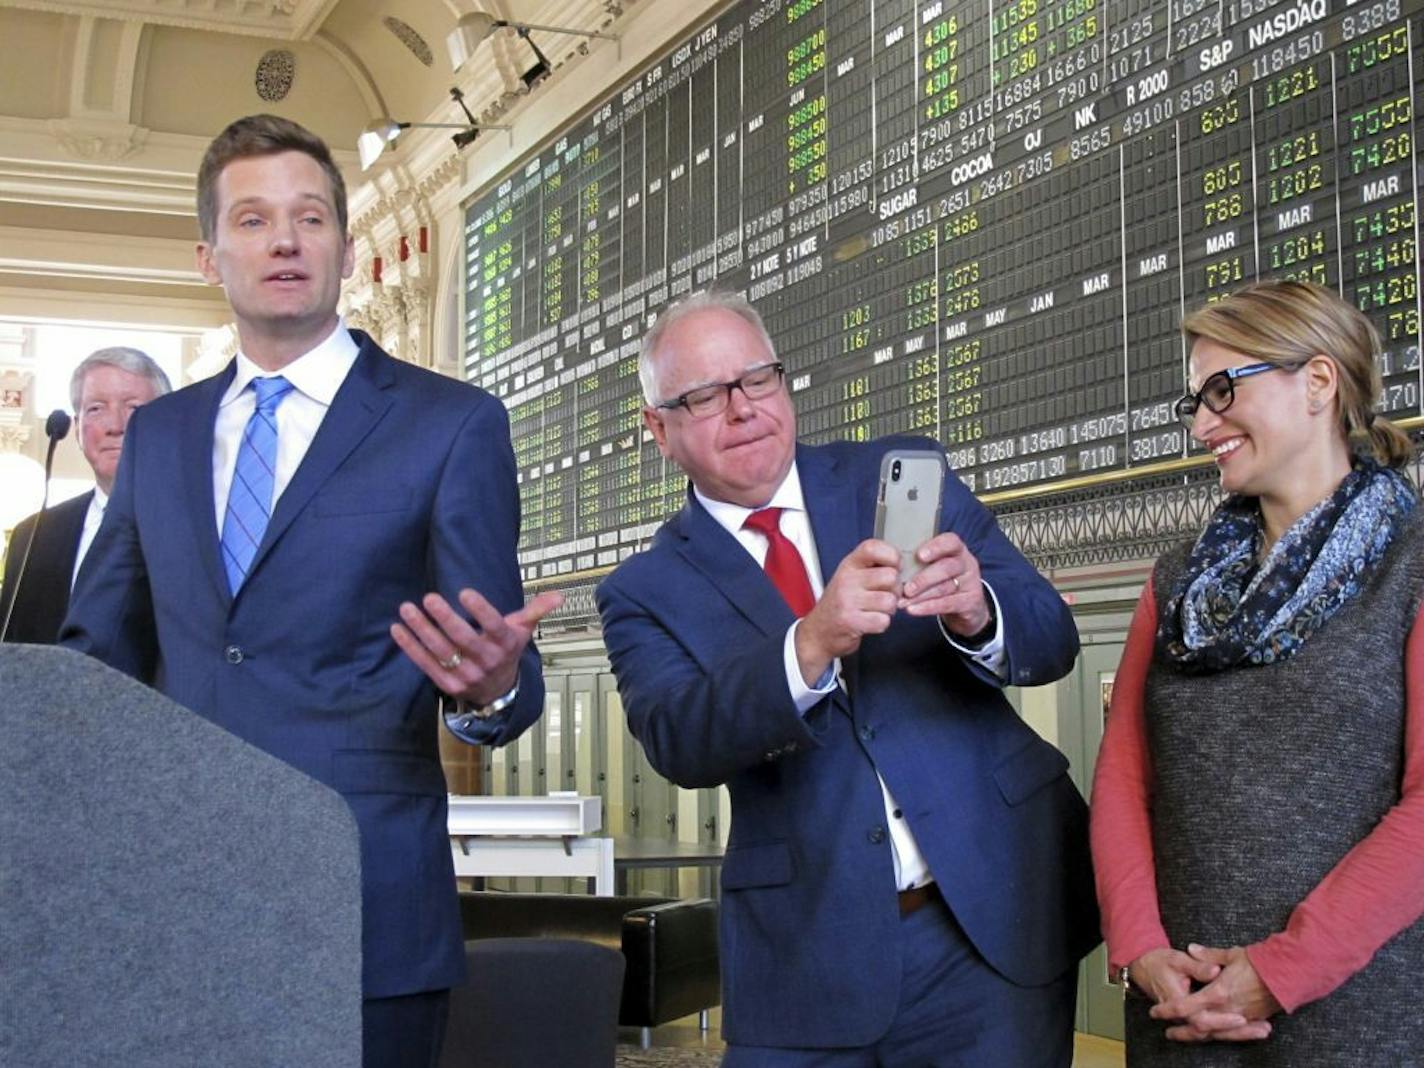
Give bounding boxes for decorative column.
[0,328,42,537]
[0,324,37,460]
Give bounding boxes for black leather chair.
[456,891,720,1043]
[439,937,624,1068]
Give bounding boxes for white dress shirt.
[212,320,359,533]
[695,463,1007,891]
[72,487,109,589]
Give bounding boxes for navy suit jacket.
[597,437,1097,1048]
[1,491,91,645]
[62,331,543,998]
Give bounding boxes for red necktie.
[743,508,816,617]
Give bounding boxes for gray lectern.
[0,645,361,1067]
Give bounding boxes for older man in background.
[0,347,171,643]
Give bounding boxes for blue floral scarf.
[1157,458,1417,674]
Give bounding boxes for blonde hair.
[1182,280,1414,467]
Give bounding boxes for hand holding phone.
[873,449,946,586]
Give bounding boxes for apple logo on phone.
[908,488,919,501]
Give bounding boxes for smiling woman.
[1178,281,1414,544]
[1090,279,1423,1067]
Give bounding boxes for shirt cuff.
[939,579,1007,678]
[785,620,837,715]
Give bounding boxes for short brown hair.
[1183,279,1414,467]
[196,114,347,244]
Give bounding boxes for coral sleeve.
[1089,580,1173,971]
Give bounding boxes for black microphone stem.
[0,416,70,643]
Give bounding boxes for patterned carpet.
[615,1046,723,1067]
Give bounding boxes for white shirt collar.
[91,486,109,513]
[694,461,805,536]
[220,319,360,408]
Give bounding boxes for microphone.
[0,410,73,642]
[45,409,72,443]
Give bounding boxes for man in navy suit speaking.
[63,115,559,1066]
[597,291,1097,1066]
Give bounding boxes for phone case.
[873,449,946,584]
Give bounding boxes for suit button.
[867,826,886,845]
[224,645,244,665]
[859,725,876,742]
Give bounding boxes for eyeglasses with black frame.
[656,361,786,419]
[1174,362,1285,428]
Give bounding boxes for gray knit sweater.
[1124,511,1424,1067]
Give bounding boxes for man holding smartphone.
[597,290,1097,1066]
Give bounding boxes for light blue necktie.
[220,375,294,593]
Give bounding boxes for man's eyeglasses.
[1173,362,1285,428]
[657,362,786,419]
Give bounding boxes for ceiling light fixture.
[446,13,619,77]
[358,87,511,170]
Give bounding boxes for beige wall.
[0,9,72,120]
[139,28,367,142]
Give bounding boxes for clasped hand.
[392,587,564,706]
[1131,944,1280,1043]
[794,533,990,685]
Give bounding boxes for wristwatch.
[1117,964,1134,996]
[442,681,520,725]
[473,682,520,718]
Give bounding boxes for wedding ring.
[952,575,961,592]
[439,651,463,670]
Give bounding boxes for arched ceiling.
[0,0,632,318]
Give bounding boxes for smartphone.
[873,449,946,585]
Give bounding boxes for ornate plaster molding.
[0,424,34,452]
[0,370,35,392]
[416,155,462,202]
[0,370,35,438]
[4,0,333,41]
[48,118,150,162]
[187,324,239,382]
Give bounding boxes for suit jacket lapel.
[669,444,867,637]
[671,492,794,638]
[186,364,235,606]
[243,334,394,584]
[49,491,92,571]
[799,443,866,694]
[29,493,90,616]
[799,444,862,587]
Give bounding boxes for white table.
[447,795,615,895]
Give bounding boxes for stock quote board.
[464,0,1423,588]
